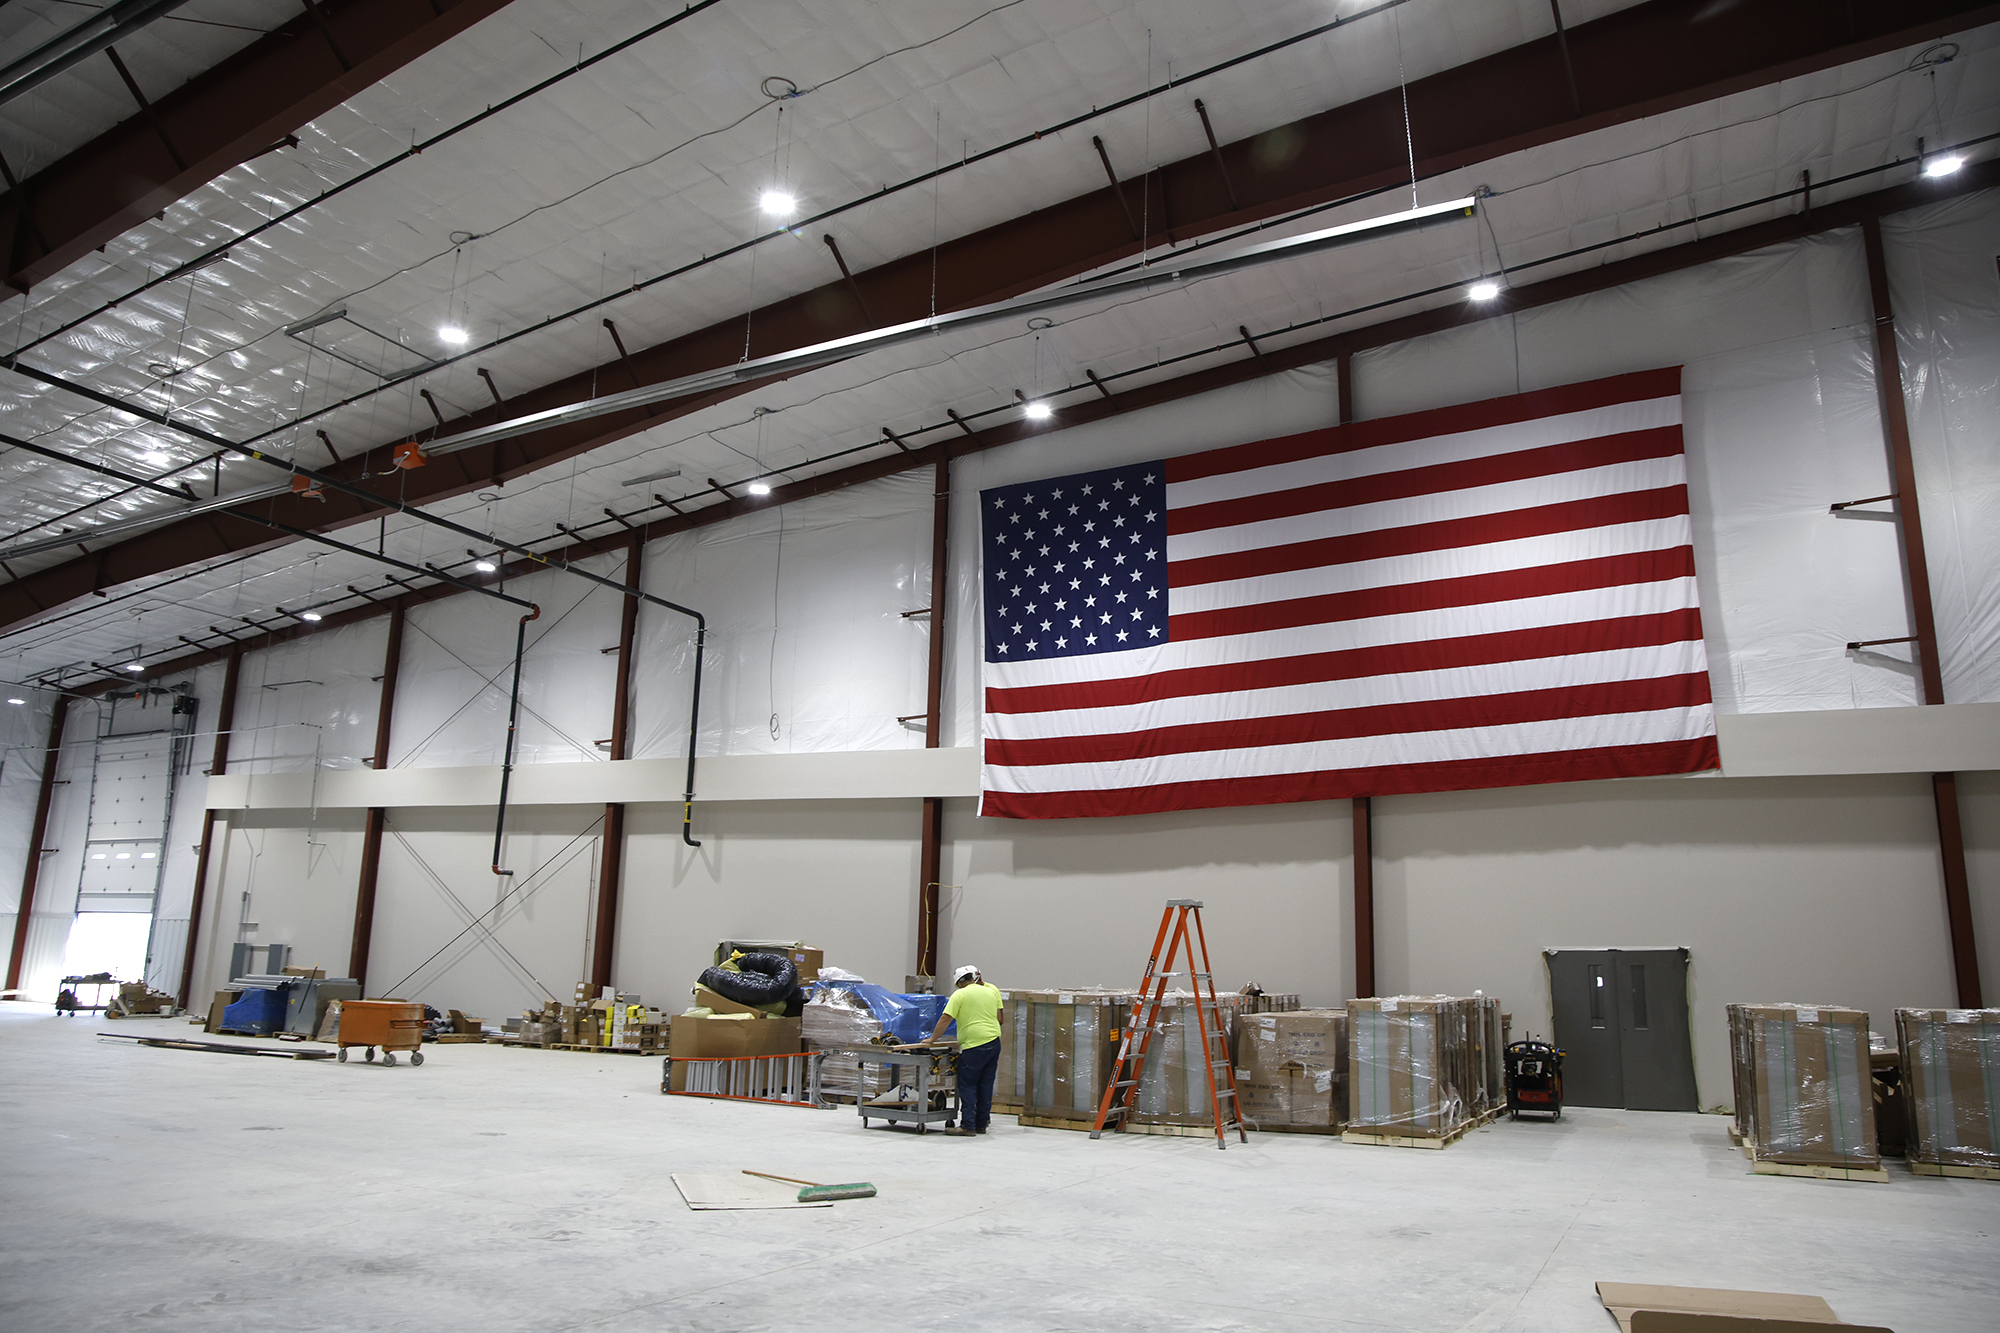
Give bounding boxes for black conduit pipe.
[491,605,542,876]
[3,378,710,843]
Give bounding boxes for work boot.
[944,1126,975,1136]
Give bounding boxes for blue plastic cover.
[220,986,290,1034]
[812,981,947,1044]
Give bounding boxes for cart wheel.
[365,1047,376,1062]
[383,1051,397,1066]
[337,1048,348,1062]
[410,1051,423,1067]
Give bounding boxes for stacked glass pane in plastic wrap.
[1896,1007,1999,1179]
[1726,1003,1882,1180]
[1344,995,1504,1145]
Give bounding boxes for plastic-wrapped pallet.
[1133,990,1257,1129]
[1896,1008,2000,1178]
[802,988,883,1048]
[1345,996,1473,1144]
[1009,989,1135,1126]
[1731,1003,1882,1180]
[1236,1009,1346,1129]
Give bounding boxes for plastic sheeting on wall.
[231,619,389,773]
[391,553,624,770]
[946,216,2000,746]
[627,471,934,761]
[1884,190,2000,708]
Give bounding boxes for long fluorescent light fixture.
[427,196,1478,458]
[0,197,1471,565]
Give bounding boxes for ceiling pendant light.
[746,481,772,495]
[759,190,797,218]
[439,325,470,345]
[474,558,498,573]
[1467,279,1501,301]
[298,610,323,622]
[1022,400,1053,421]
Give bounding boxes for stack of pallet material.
[1726,1003,1884,1181]
[1236,1009,1346,1131]
[1003,989,1135,1128]
[1345,995,1498,1148]
[1896,1008,2000,1181]
[802,989,897,1102]
[1129,990,1266,1132]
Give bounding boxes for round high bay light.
[1468,280,1501,301]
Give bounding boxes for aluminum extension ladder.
[1090,899,1247,1149]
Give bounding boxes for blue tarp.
[220,986,289,1034]
[812,981,947,1044]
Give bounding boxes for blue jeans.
[957,1038,1001,1130]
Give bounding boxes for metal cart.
[844,1043,960,1134]
[335,1000,426,1066]
[1504,1038,1563,1120]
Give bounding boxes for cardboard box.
[281,967,326,979]
[694,986,777,1018]
[204,990,240,1034]
[668,1014,803,1061]
[786,947,822,983]
[1734,1004,1879,1171]
[1237,1009,1346,1128]
[1897,1007,1999,1171]
[1595,1282,1890,1333]
[1347,995,1480,1139]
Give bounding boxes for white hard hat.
[953,964,980,984]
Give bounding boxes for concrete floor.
[3,1002,1994,1333]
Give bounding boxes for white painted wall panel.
[192,811,367,1000]
[1375,773,1958,1109]
[612,799,923,1013]
[358,807,602,1018]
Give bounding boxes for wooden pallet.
[549,1043,660,1055]
[1246,1121,1342,1136]
[1737,1139,1888,1181]
[1016,1113,1099,1132]
[434,1034,487,1044]
[1342,1104,1498,1150]
[1909,1161,2000,1181]
[1017,1113,1247,1139]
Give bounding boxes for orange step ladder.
[1090,899,1246,1149]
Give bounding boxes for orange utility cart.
[336,1000,426,1066]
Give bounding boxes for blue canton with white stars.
[981,461,1168,663]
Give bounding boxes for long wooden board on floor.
[98,1033,336,1060]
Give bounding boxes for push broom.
[742,1170,877,1202]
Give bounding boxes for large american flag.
[979,367,1718,819]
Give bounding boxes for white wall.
[10,195,1996,1111]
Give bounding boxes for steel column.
[176,648,240,1006]
[1337,358,1376,1001]
[348,601,403,989]
[591,537,643,991]
[917,457,950,979]
[1861,215,1981,1007]
[5,693,70,994]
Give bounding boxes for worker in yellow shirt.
[925,964,1003,1136]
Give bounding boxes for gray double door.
[1546,948,1698,1112]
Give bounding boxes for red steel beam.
[7,0,1995,633]
[52,160,2000,698]
[0,0,515,293]
[1861,215,1981,1008]
[5,693,70,994]
[916,457,950,980]
[176,647,241,1006]
[590,536,643,991]
[348,600,404,990]
[1338,351,1375,1002]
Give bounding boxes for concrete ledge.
[1715,702,2000,777]
[203,746,982,810]
[200,702,1999,811]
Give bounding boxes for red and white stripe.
[980,367,1718,819]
